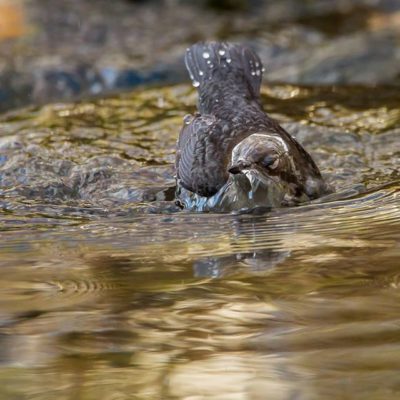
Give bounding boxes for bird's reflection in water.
[194,214,291,278]
[194,249,290,278]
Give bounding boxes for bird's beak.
[228,160,251,174]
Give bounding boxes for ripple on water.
[0,83,399,399]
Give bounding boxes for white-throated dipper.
[175,42,329,211]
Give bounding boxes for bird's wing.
[176,114,228,197]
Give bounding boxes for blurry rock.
[0,0,400,111]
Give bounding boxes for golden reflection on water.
[0,182,398,398]
[0,83,399,399]
[308,104,400,132]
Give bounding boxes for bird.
[175,42,329,212]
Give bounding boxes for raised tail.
[185,42,264,100]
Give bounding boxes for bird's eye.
[261,155,279,170]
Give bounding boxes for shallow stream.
[0,83,399,399]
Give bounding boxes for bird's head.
[229,133,292,178]
[228,133,308,206]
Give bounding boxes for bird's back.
[176,42,268,197]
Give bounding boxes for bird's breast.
[177,172,292,212]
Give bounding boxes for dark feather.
[176,42,326,201]
[185,42,263,103]
[176,114,229,196]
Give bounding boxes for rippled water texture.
[0,84,399,399]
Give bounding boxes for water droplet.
[255,61,260,67]
[262,67,265,72]
[193,81,200,88]
[251,71,256,76]
[226,58,232,64]
[203,51,210,59]
[199,70,204,76]
[183,114,192,124]
[218,49,226,56]
[256,70,261,76]
[209,63,214,68]
[215,99,219,103]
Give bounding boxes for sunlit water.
[0,83,399,399]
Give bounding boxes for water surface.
[0,83,399,399]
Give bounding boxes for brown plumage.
[175,42,329,211]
